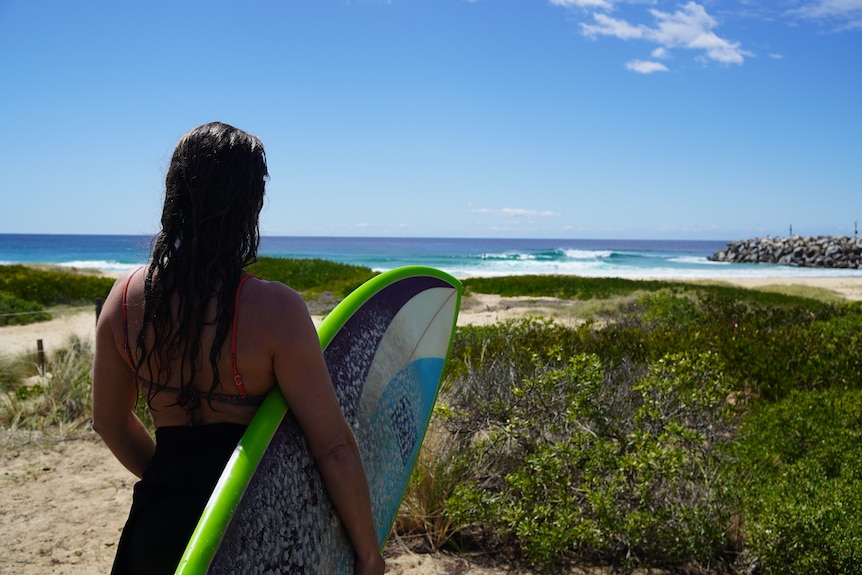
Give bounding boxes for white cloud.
[648,2,748,64]
[550,0,614,9]
[626,59,669,73]
[582,13,645,39]
[562,1,750,70]
[788,0,862,30]
[473,208,558,217]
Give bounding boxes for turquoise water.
[2,234,862,280]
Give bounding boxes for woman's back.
[113,269,313,428]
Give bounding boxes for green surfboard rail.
[176,265,461,574]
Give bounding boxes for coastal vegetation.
[0,264,114,326]
[245,257,376,300]
[405,278,862,574]
[1,260,861,574]
[0,258,374,326]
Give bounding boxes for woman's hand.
[354,551,385,575]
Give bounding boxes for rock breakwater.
[709,236,862,269]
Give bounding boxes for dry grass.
[394,421,478,551]
[0,335,94,433]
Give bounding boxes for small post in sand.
[37,339,45,374]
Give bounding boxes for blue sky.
[1,1,860,240]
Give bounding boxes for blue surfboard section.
[362,357,445,544]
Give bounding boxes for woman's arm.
[92,275,155,479]
[267,285,385,575]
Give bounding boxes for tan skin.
[93,269,385,575]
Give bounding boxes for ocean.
[2,234,862,281]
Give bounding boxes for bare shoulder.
[245,276,305,305]
[242,277,313,327]
[105,268,136,298]
[98,269,139,327]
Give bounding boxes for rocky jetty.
[709,235,862,269]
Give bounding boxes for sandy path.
[0,428,526,575]
[0,307,98,359]
[687,276,862,301]
[0,430,132,575]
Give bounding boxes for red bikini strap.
[121,269,139,370]
[231,274,253,397]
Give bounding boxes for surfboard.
[175,265,462,574]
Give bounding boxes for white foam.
[562,249,613,259]
[57,260,140,273]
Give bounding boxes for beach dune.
[2,275,862,574]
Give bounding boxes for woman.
[93,122,385,575]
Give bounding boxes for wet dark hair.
[135,122,269,404]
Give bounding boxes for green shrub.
[461,275,833,307]
[795,309,862,390]
[601,290,846,402]
[733,388,862,575]
[0,290,51,326]
[462,274,669,300]
[245,257,376,298]
[0,264,115,306]
[443,319,580,437]
[432,289,860,572]
[443,322,738,571]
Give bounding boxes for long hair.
[135,122,269,404]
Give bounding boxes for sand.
[2,276,861,574]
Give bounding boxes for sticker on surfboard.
[176,265,462,574]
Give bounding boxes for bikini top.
[121,270,266,420]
